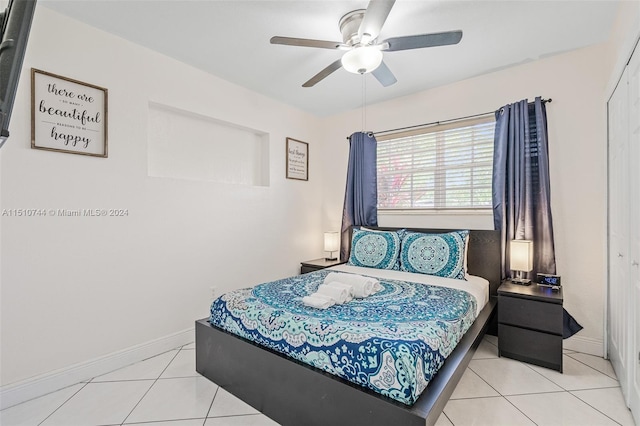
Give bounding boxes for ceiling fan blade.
[358,0,396,43]
[381,30,463,51]
[270,36,345,50]
[372,61,397,87]
[302,59,343,87]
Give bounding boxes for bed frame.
[196,228,500,426]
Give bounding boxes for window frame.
[376,114,495,212]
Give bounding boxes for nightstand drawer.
[499,324,563,371]
[499,295,563,334]
[300,265,317,274]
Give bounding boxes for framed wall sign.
[286,137,308,181]
[31,68,108,157]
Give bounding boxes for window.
[377,115,495,210]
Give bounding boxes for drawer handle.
[618,253,624,258]
[633,261,639,267]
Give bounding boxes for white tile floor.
[1,336,636,426]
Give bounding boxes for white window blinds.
[377,115,495,210]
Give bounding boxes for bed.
[196,227,500,426]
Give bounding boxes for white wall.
[0,7,324,386]
[320,43,612,355]
[604,0,640,97]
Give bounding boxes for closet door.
[608,67,629,399]
[627,45,640,421]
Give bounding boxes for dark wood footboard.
[196,297,496,426]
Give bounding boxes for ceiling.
[40,0,619,117]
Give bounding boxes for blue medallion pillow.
[400,230,469,280]
[348,228,401,270]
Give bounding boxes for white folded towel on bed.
[324,272,380,298]
[316,283,349,304]
[324,281,355,297]
[302,294,334,309]
[352,280,374,298]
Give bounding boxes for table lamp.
[324,231,340,261]
[510,239,533,285]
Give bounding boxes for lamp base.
[511,277,532,286]
[325,257,338,261]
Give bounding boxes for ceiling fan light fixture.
[341,46,383,74]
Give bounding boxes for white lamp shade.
[510,240,533,272]
[324,231,340,252]
[341,46,383,74]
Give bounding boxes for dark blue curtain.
[340,132,378,261]
[493,97,556,280]
[493,97,581,338]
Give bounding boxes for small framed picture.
[286,137,308,181]
[31,68,108,157]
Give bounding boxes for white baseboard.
[0,327,194,410]
[563,335,604,357]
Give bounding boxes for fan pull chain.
[361,73,366,132]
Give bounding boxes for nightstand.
[498,280,563,372]
[300,258,345,274]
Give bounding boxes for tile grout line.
[502,395,540,426]
[484,338,499,349]
[156,375,201,380]
[202,386,220,426]
[493,339,617,384]
[569,388,627,426]
[464,363,541,424]
[88,378,158,384]
[520,354,620,393]
[467,362,514,396]
[121,415,206,425]
[450,390,567,401]
[208,413,265,420]
[476,355,541,425]
[497,355,625,424]
[36,381,91,426]
[518,358,572,393]
[89,348,189,384]
[467,358,556,425]
[459,352,624,425]
[442,410,455,426]
[119,348,183,425]
[1,381,88,412]
[565,352,620,380]
[191,340,217,426]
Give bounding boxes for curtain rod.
[346,98,552,140]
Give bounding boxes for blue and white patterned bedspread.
[209,270,477,405]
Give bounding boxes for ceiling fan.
[270,0,463,88]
